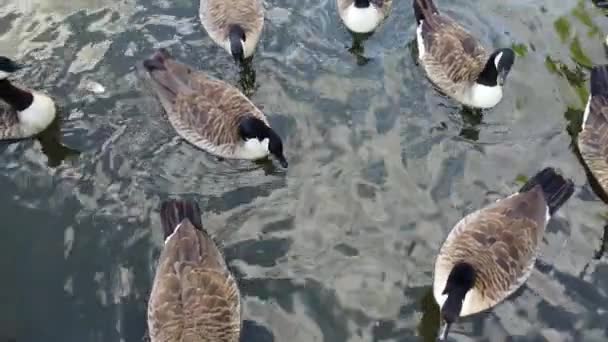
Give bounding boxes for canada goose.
[199,0,264,62]
[140,48,288,168]
[579,65,608,196]
[413,0,515,108]
[0,56,56,140]
[337,0,392,34]
[434,168,574,340]
[148,199,241,342]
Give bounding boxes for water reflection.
[458,107,483,142]
[417,287,440,342]
[238,58,258,97]
[347,31,373,66]
[37,116,81,167]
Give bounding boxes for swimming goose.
[413,0,515,108]
[0,56,56,140]
[140,48,288,168]
[434,168,573,340]
[579,65,608,196]
[199,0,264,62]
[337,0,392,34]
[148,199,241,342]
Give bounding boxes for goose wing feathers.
[579,94,608,193]
[142,50,267,156]
[148,219,241,341]
[421,16,487,84]
[439,189,546,303]
[171,77,266,147]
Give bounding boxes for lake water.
[1,0,608,341]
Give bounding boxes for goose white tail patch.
[17,92,56,136]
[164,221,184,244]
[464,83,503,108]
[582,97,591,128]
[343,4,381,33]
[416,22,425,58]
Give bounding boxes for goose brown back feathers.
[579,65,608,196]
[140,49,269,158]
[199,0,264,58]
[148,199,241,342]
[434,168,573,317]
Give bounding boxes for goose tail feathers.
[160,199,203,239]
[520,168,574,215]
[140,48,194,110]
[413,0,438,23]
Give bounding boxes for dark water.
[1,0,608,341]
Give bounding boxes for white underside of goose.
[18,92,56,137]
[460,83,503,109]
[342,4,382,33]
[235,138,270,160]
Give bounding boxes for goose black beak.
[498,70,508,86]
[278,156,288,168]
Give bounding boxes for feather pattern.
[414,0,503,108]
[434,168,573,317]
[148,199,241,342]
[140,49,271,160]
[579,65,608,195]
[199,0,264,58]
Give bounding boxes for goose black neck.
[238,116,269,140]
[229,25,245,62]
[0,79,33,111]
[441,262,476,324]
[354,0,370,8]
[476,58,499,86]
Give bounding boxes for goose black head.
[0,56,23,80]
[439,262,476,341]
[477,48,515,87]
[239,116,288,168]
[354,0,371,8]
[229,25,246,62]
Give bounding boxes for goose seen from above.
[433,168,574,340]
[578,64,608,198]
[413,0,515,108]
[0,56,56,140]
[337,0,392,34]
[148,199,241,342]
[199,0,264,62]
[140,48,288,168]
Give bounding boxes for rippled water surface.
[2,0,608,341]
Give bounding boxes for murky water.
[1,0,608,341]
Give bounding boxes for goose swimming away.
[413,0,515,108]
[147,199,241,342]
[140,48,288,168]
[337,0,392,34]
[0,56,56,140]
[199,0,264,62]
[433,168,574,340]
[579,65,608,197]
